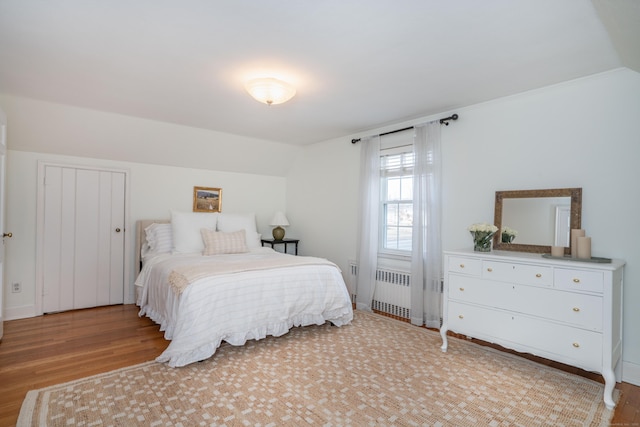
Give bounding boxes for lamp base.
[272,226,285,241]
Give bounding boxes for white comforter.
[136,248,353,367]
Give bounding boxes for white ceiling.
[0,0,637,146]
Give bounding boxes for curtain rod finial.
[440,113,459,125]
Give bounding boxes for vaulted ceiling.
[0,0,638,146]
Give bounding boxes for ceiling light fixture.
[245,77,296,106]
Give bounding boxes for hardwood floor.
[0,305,167,427]
[0,305,638,426]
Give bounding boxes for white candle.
[577,236,592,259]
[571,229,585,258]
[551,246,564,257]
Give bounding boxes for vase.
[471,231,495,252]
[501,233,515,243]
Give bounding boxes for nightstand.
[261,238,299,255]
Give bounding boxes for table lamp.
[270,212,289,240]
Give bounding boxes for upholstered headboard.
[135,219,169,276]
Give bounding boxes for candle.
[571,229,585,258]
[551,246,564,257]
[577,236,592,259]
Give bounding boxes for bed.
[135,212,353,367]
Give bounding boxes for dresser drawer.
[448,256,482,276]
[555,268,604,293]
[449,275,603,331]
[447,301,603,371]
[518,287,603,331]
[448,275,511,307]
[483,260,553,287]
[447,300,520,341]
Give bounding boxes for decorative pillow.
[171,211,218,253]
[144,223,173,254]
[201,229,249,255]
[217,213,260,248]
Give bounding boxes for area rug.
[18,311,616,426]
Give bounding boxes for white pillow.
[144,223,173,255]
[217,212,257,233]
[217,213,260,248]
[171,211,218,253]
[140,241,152,260]
[201,229,249,255]
[245,231,262,249]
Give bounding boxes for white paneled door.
[41,165,126,313]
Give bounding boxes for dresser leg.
[602,368,616,410]
[440,326,448,352]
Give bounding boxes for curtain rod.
[350,113,458,144]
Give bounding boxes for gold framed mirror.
[493,188,582,253]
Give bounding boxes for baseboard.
[622,360,640,386]
[4,304,38,320]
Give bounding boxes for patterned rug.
[18,311,616,426]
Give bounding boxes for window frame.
[379,142,414,258]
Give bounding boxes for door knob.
[3,232,12,238]
[115,228,121,233]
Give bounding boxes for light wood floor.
[0,305,638,426]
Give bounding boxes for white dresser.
[440,249,624,409]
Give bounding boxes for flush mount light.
[245,77,296,106]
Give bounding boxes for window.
[380,146,414,254]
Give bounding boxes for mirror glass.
[493,188,582,253]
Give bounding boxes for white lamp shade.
[270,211,289,227]
[245,78,296,105]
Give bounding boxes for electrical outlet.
[12,282,21,293]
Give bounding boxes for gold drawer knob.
[535,273,542,278]
[572,342,580,348]
[458,315,464,319]
[459,287,465,291]
[573,307,580,312]
[573,278,581,283]
[459,264,465,268]
[487,268,493,272]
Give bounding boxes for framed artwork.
[193,186,222,213]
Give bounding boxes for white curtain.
[410,121,443,328]
[355,136,380,312]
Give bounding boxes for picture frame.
[193,186,222,213]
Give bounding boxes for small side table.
[261,238,300,255]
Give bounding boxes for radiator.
[348,261,411,320]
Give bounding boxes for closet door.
[42,165,125,313]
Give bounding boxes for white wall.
[288,68,640,383]
[286,138,360,277]
[0,94,300,178]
